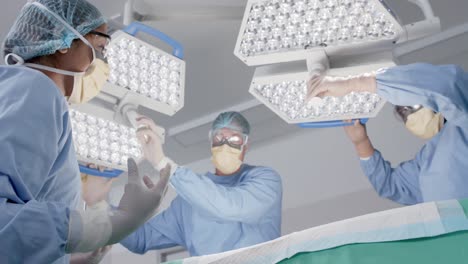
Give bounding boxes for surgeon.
[0,1,171,263]
[121,111,283,256]
[307,63,468,205]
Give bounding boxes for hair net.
[3,0,106,61]
[211,111,251,135]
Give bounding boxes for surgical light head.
[234,0,439,128]
[3,0,106,61]
[250,61,388,124]
[234,0,404,66]
[70,109,142,172]
[103,22,186,116]
[68,22,181,178]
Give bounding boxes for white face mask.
[4,1,97,97]
[405,108,444,139]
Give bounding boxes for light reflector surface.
[235,0,403,65]
[70,109,142,171]
[105,32,186,115]
[250,74,385,124]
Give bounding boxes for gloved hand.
[70,246,112,264]
[343,120,375,158]
[307,73,377,100]
[107,158,172,244]
[135,116,165,168]
[66,158,172,253]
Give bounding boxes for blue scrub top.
[121,164,283,256]
[0,66,81,263]
[361,63,468,205]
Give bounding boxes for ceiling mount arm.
[407,0,435,19]
[400,0,440,42]
[123,0,135,26]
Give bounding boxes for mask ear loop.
[240,135,249,152]
[25,63,86,76]
[438,112,445,130]
[208,130,214,151]
[5,52,86,76]
[4,53,25,65]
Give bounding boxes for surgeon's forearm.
[349,75,377,94]
[376,63,468,126]
[354,137,375,159]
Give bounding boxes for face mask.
[405,108,444,139]
[211,144,243,175]
[4,1,97,95]
[68,59,109,105]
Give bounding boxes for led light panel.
[104,31,186,116]
[70,109,142,171]
[250,69,386,124]
[235,0,404,65]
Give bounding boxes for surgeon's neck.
[29,56,74,97]
[40,70,73,97]
[215,167,242,176]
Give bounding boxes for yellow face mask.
[211,144,243,175]
[405,108,444,139]
[68,59,109,105]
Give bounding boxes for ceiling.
[117,0,468,164]
[1,0,468,165]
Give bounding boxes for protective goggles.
[394,104,423,123]
[210,131,248,150]
[89,31,111,57]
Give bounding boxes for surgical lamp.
[249,51,390,125]
[234,0,440,66]
[105,22,186,116]
[237,0,440,127]
[71,22,181,177]
[71,109,142,175]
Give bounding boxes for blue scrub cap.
[3,0,106,61]
[211,111,251,135]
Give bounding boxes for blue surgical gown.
[121,164,282,256]
[361,63,468,205]
[0,66,81,263]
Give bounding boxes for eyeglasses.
[89,31,112,56]
[210,132,248,150]
[394,104,423,122]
